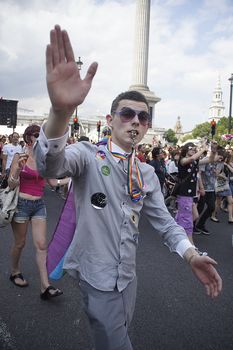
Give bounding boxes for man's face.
[12,133,19,145]
[106,99,149,152]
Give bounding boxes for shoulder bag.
[0,185,19,227]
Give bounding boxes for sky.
[0,0,233,132]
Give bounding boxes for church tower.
[208,76,225,122]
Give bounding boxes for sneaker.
[193,227,202,234]
[196,225,210,235]
[210,217,220,223]
[201,227,210,235]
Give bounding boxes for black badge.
[91,192,107,209]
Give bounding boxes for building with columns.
[208,76,225,122]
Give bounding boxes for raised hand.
[46,25,98,116]
[190,255,222,298]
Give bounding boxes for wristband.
[57,179,61,186]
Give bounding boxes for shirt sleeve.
[34,122,88,179]
[142,171,193,256]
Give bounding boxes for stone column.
[129,0,160,128]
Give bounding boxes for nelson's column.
[129,0,160,128]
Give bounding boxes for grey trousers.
[79,278,137,350]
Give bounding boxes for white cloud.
[0,0,232,132]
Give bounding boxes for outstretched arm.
[45,25,98,139]
[184,248,222,298]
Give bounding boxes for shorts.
[216,189,232,197]
[175,196,193,236]
[13,197,47,223]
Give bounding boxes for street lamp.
[228,73,233,134]
[76,56,83,71]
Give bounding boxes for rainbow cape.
[47,185,76,280]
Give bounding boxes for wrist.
[184,247,199,264]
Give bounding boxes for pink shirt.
[19,165,45,197]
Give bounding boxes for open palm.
[46,25,98,115]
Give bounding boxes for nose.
[131,113,140,126]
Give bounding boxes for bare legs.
[10,219,56,293]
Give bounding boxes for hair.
[152,147,162,159]
[23,124,40,145]
[110,90,149,114]
[78,135,90,142]
[179,142,196,159]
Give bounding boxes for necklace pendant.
[130,189,142,202]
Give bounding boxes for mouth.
[128,130,139,137]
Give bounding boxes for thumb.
[84,62,98,83]
[205,256,218,266]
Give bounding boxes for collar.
[106,142,131,163]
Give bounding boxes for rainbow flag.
[47,185,76,280]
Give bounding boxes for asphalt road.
[0,187,233,350]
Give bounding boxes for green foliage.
[192,122,211,139]
[164,129,178,145]
[180,133,193,143]
[183,117,232,147]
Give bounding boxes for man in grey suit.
[34,25,222,350]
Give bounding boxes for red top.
[136,153,146,163]
[19,165,45,197]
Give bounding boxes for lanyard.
[107,138,144,202]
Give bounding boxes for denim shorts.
[13,197,47,223]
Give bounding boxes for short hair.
[79,136,89,142]
[110,90,149,114]
[152,147,162,159]
[23,124,40,145]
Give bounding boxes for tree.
[192,122,211,139]
[164,129,178,145]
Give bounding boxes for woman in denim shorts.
[8,125,63,300]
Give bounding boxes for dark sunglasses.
[188,146,196,150]
[115,107,151,126]
[32,132,39,138]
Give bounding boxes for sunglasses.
[115,107,151,126]
[188,146,196,150]
[32,132,39,138]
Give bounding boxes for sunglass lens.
[138,111,151,126]
[33,133,39,138]
[119,108,136,122]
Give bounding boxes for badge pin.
[91,192,107,209]
[96,150,106,160]
[101,165,110,176]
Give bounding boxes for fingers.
[205,271,222,298]
[49,25,75,67]
[62,30,75,62]
[84,62,98,84]
[50,26,59,67]
[56,25,66,62]
[46,45,53,74]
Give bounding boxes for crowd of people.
[135,140,233,241]
[0,23,227,350]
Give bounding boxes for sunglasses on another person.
[32,132,39,138]
[188,146,196,150]
[115,107,152,126]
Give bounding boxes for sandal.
[9,273,29,287]
[40,286,63,300]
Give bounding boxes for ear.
[106,114,113,128]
